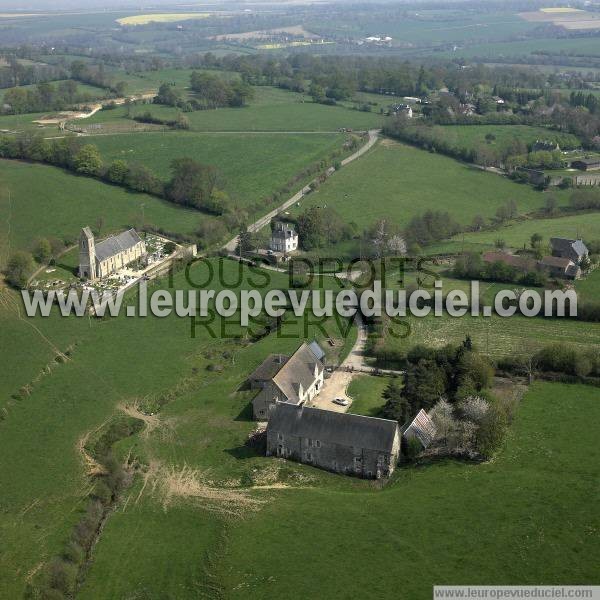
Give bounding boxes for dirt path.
[222,129,380,253]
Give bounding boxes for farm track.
[223,128,380,252]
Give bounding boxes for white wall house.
[270,222,299,254]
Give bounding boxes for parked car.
[333,398,349,406]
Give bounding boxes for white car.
[332,398,349,406]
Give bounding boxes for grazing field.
[0,261,356,598]
[84,86,384,132]
[0,160,203,265]
[78,381,600,598]
[437,124,581,153]
[382,311,600,360]
[91,131,345,210]
[576,267,600,303]
[292,140,564,230]
[428,212,600,255]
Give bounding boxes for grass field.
[84,86,384,132]
[291,139,566,230]
[428,212,600,255]
[0,160,204,265]
[347,374,389,416]
[90,131,345,210]
[381,311,600,360]
[75,381,600,598]
[576,267,600,303]
[437,124,581,153]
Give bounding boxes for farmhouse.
[270,221,299,254]
[571,158,600,171]
[539,256,580,279]
[482,251,536,271]
[390,103,413,118]
[251,342,325,420]
[550,237,589,264]
[532,139,560,152]
[266,402,401,479]
[79,227,147,281]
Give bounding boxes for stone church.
[79,226,146,281]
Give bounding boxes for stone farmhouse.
[270,221,298,254]
[571,158,600,171]
[550,238,589,264]
[250,342,325,420]
[266,402,401,479]
[79,227,147,281]
[539,256,580,279]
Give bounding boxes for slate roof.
[540,255,573,269]
[95,229,143,263]
[248,354,289,382]
[550,238,588,261]
[308,340,325,362]
[268,402,399,453]
[272,343,323,404]
[403,409,436,448]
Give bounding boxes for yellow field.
[117,13,211,26]
[257,41,335,50]
[540,7,583,13]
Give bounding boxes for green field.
[347,374,389,416]
[428,212,600,255]
[90,130,345,210]
[84,86,384,132]
[437,124,580,153]
[0,260,358,598]
[382,311,600,360]
[75,381,600,598]
[0,160,204,265]
[576,267,600,303]
[292,139,565,230]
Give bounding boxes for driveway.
[309,316,368,413]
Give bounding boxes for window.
[277,433,284,441]
[315,440,321,448]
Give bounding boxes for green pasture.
[0,160,204,265]
[90,130,345,210]
[292,140,565,230]
[428,212,600,255]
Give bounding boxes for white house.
[251,342,325,420]
[270,222,299,254]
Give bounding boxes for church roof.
[268,403,399,453]
[95,229,143,263]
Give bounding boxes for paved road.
[223,129,380,253]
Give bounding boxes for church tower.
[79,227,97,280]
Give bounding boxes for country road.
[222,129,380,253]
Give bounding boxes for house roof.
[272,342,323,404]
[248,354,289,382]
[95,229,143,263]
[550,237,588,259]
[482,251,533,270]
[540,255,573,270]
[573,158,600,166]
[268,402,400,453]
[403,409,436,448]
[307,340,325,362]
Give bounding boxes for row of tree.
[1,80,96,115]
[0,134,231,215]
